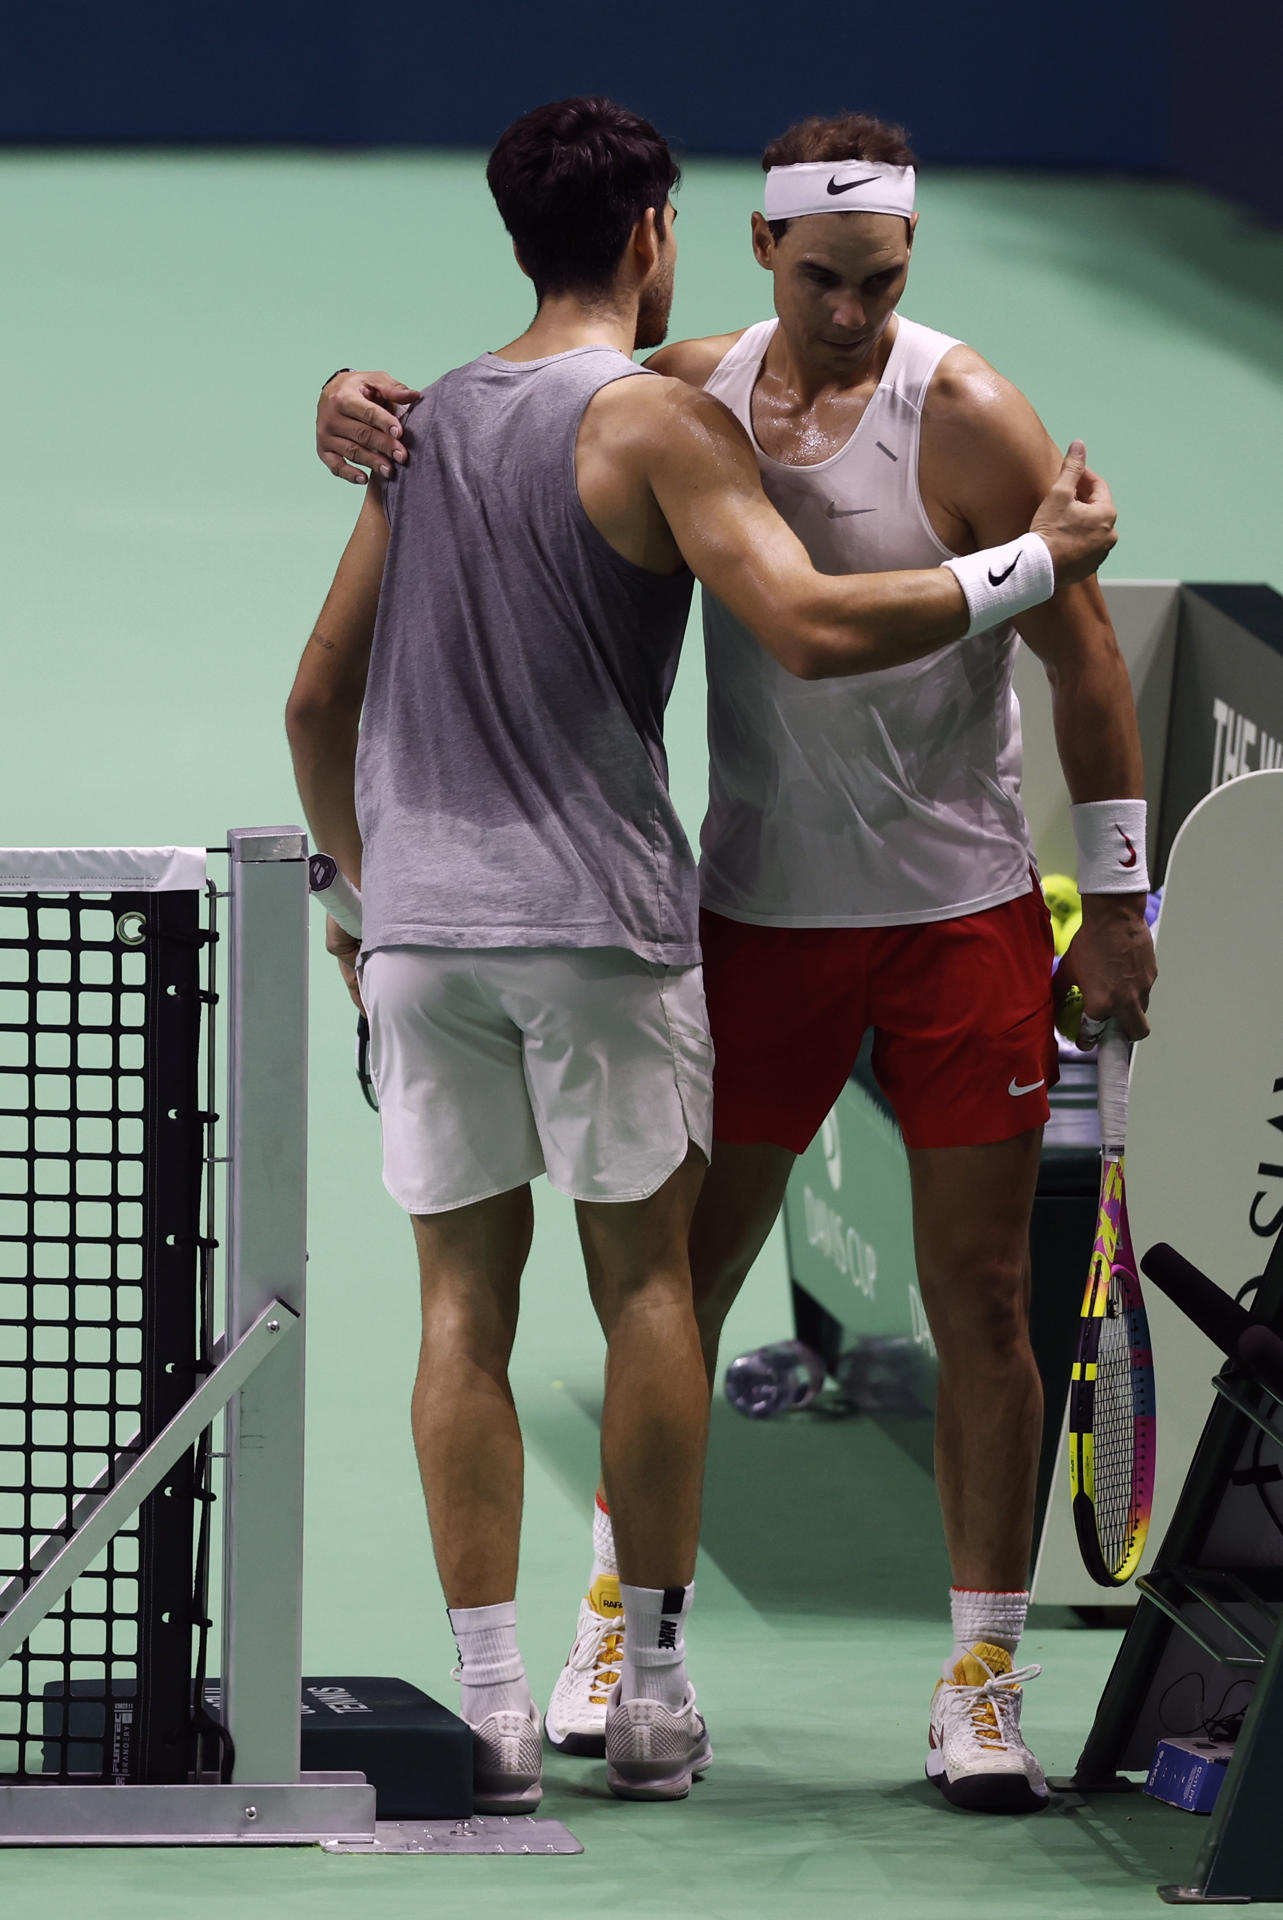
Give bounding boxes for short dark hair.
[486,97,680,301]
[761,111,917,243]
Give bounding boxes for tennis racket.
[1068,1021,1156,1586]
[356,1012,378,1112]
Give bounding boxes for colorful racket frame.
[1068,1152,1157,1586]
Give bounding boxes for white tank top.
[699,315,1034,927]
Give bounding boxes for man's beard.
[635,275,674,351]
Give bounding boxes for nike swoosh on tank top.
[699,315,1035,928]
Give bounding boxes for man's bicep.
[934,363,1062,550]
[646,395,811,630]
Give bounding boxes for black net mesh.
[0,887,205,1782]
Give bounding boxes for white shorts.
[357,946,714,1213]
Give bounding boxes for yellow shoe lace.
[950,1648,1041,1751]
[589,1628,624,1707]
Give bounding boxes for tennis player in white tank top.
[318,108,1155,1816]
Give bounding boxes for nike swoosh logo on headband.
[827,504,877,518]
[826,175,883,196]
[988,557,1020,586]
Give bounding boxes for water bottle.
[834,1336,927,1416]
[723,1340,826,1419]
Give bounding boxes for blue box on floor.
[1144,1737,1234,1813]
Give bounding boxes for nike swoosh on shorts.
[1008,1077,1045,1097]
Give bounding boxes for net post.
[220,827,309,1784]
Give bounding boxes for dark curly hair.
[487,97,680,301]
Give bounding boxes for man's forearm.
[287,707,364,885]
[1047,646,1145,807]
[800,527,1063,681]
[790,569,969,679]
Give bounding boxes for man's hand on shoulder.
[318,370,422,484]
[1030,444,1117,586]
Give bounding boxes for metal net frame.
[0,884,209,1784]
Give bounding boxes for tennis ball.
[1042,872,1083,958]
[1054,979,1084,1043]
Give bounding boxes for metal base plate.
[1048,1773,1142,1794]
[0,1779,376,1846]
[1158,1889,1252,1906]
[324,1816,583,1856]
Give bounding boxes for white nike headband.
[763,161,916,222]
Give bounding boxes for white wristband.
[308,852,363,938]
[941,532,1055,640]
[1071,799,1150,894]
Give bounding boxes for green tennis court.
[4,148,1283,1917]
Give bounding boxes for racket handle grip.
[308,852,362,940]
[1096,1022,1132,1153]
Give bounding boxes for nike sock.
[591,1492,618,1585]
[448,1600,533,1724]
[619,1581,693,1711]
[945,1587,1029,1678]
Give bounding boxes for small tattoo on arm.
[310,631,336,652]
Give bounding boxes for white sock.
[448,1600,532,1724]
[591,1493,618,1584]
[945,1587,1029,1678]
[618,1582,693,1710]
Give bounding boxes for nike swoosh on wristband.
[827,504,878,518]
[1116,826,1139,868]
[1008,1077,1045,1097]
[826,174,883,195]
[988,556,1020,587]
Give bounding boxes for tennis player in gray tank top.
[287,97,1115,1815]
[357,344,698,962]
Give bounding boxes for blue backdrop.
[3,0,1279,220]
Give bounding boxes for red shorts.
[701,881,1059,1154]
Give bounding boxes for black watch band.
[321,367,351,391]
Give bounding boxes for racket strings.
[1091,1277,1143,1566]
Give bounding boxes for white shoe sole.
[606,1729,713,1801]
[473,1780,544,1815]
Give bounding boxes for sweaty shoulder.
[924,344,1034,437]
[642,330,750,390]
[925,344,1058,476]
[581,367,742,455]
[925,344,1058,457]
[920,345,1060,536]
[575,372,746,576]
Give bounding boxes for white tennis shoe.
[605,1686,712,1801]
[544,1575,625,1758]
[469,1698,544,1814]
[926,1642,1049,1813]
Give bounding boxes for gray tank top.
[355,346,699,963]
